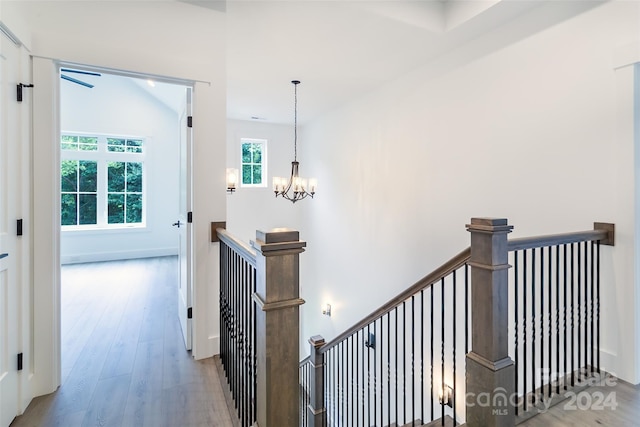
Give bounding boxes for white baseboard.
[61,247,178,264]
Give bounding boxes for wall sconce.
[226,168,238,194]
[322,303,331,317]
[439,384,453,408]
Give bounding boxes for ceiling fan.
[60,68,101,88]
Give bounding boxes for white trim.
[31,55,209,86]
[32,56,61,396]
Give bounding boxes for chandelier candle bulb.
[309,179,317,194]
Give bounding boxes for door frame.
[31,57,197,395]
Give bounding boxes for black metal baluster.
[241,259,246,426]
[590,241,594,375]
[465,264,469,355]
[540,246,544,401]
[411,296,415,426]
[523,251,528,411]
[514,251,519,416]
[396,307,399,425]
[356,330,360,427]
[339,347,342,424]
[371,320,378,424]
[548,246,552,398]
[441,277,445,424]
[351,335,355,427]
[379,317,383,427]
[362,329,366,427]
[430,286,434,420]
[596,241,600,374]
[452,270,457,424]
[421,289,425,424]
[531,248,536,405]
[578,242,583,382]
[387,314,391,427]
[563,244,568,391]
[570,243,575,387]
[403,301,407,424]
[583,241,588,377]
[555,245,560,395]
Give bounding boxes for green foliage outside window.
[61,135,98,151]
[60,160,98,225]
[107,162,143,224]
[107,138,143,153]
[60,134,144,227]
[241,142,263,185]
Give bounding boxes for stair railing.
[303,247,472,427]
[303,218,614,427]
[218,227,307,427]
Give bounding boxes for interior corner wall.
[297,1,640,383]
[60,75,181,264]
[226,119,301,244]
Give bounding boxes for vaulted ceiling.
[219,0,598,124]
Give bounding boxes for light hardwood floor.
[11,257,234,427]
[518,378,640,427]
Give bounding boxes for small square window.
[240,139,267,187]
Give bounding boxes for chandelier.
[273,80,317,203]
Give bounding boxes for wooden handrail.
[320,246,471,354]
[216,228,257,266]
[508,229,608,251]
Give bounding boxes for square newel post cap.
[466,217,513,234]
[251,228,307,254]
[309,335,325,348]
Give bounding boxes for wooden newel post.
[466,218,515,427]
[308,335,326,427]
[251,228,307,427]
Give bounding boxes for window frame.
[239,138,267,188]
[60,132,146,230]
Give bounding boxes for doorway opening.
[58,69,194,385]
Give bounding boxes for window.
[60,133,145,228]
[241,138,266,187]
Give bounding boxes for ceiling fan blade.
[60,68,101,77]
[61,74,94,88]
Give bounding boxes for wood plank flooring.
[518,378,640,427]
[11,257,233,427]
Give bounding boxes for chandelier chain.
[294,81,298,162]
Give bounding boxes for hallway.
[11,257,233,427]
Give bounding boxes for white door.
[0,29,21,427]
[176,87,193,351]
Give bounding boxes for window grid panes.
[107,162,143,224]
[60,160,98,225]
[60,133,145,228]
[241,139,266,186]
[107,138,144,153]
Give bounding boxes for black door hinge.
[187,212,192,223]
[187,307,193,319]
[17,83,34,102]
[187,116,193,128]
[17,353,23,371]
[17,219,23,236]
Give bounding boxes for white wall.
[226,119,301,244]
[283,1,640,384]
[60,73,181,264]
